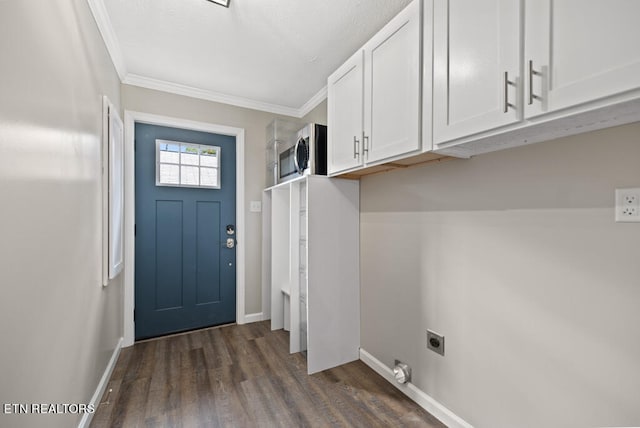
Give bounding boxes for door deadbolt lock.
[225,238,235,249]
[226,224,235,235]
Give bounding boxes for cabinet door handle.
[503,71,515,113]
[363,133,369,156]
[353,136,360,159]
[528,60,534,105]
[528,60,541,105]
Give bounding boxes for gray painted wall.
[0,1,123,427]
[301,99,328,125]
[360,122,640,427]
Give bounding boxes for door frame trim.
[123,110,246,347]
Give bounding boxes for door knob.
[225,238,235,249]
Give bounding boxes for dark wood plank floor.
[90,321,446,427]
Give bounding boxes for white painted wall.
[360,123,640,427]
[121,85,305,315]
[0,1,123,428]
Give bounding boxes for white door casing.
[123,111,246,346]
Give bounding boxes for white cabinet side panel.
[307,177,360,374]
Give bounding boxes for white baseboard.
[359,348,474,428]
[243,312,265,324]
[78,337,123,428]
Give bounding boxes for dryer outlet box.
[427,330,445,356]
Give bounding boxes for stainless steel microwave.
[278,123,327,184]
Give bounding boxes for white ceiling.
[90,0,412,117]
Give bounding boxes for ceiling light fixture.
[206,0,229,7]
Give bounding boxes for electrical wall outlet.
[615,188,640,222]
[427,330,445,356]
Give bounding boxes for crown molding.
[123,74,306,117]
[298,85,328,118]
[86,0,127,80]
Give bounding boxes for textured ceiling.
[99,0,412,115]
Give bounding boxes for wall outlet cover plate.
[615,188,640,222]
[427,330,445,356]
[249,201,262,212]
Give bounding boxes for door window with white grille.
[156,140,221,189]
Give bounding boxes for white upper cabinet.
[433,0,640,153]
[327,51,365,175]
[328,0,423,175]
[363,0,422,164]
[525,0,640,118]
[433,0,521,144]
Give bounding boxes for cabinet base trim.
[336,152,457,179]
[434,96,640,158]
[359,348,474,428]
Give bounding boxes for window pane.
[200,147,219,167]
[159,143,180,164]
[181,145,199,166]
[201,167,218,187]
[160,142,180,152]
[159,164,179,185]
[181,165,199,186]
[157,142,221,189]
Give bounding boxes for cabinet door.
[433,0,521,144]
[327,51,364,175]
[364,0,422,163]
[525,0,640,118]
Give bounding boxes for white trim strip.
[123,113,135,346]
[359,348,474,428]
[77,337,123,428]
[123,74,303,118]
[298,85,328,118]
[86,0,127,80]
[235,128,246,325]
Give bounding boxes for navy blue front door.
[135,123,236,340]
